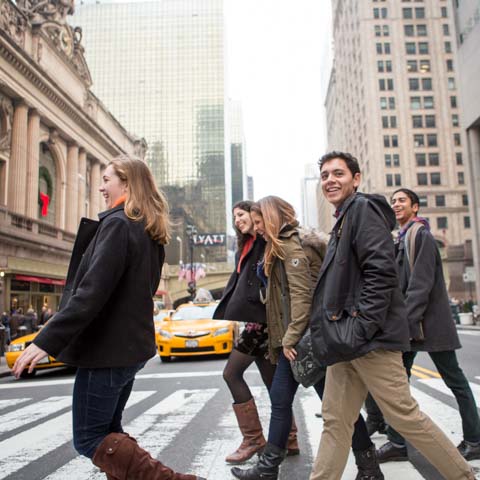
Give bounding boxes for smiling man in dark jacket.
[372,188,480,463]
[308,151,474,480]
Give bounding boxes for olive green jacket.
[265,227,325,363]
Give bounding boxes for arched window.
[38,143,57,224]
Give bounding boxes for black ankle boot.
[365,416,387,436]
[231,443,287,480]
[354,445,385,480]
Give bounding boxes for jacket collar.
[98,204,125,221]
[331,193,357,232]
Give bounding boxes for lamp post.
[176,236,183,265]
[186,224,197,299]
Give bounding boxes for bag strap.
[405,222,424,271]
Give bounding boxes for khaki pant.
[310,350,475,480]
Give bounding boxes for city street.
[0,329,479,480]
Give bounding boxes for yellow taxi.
[153,308,174,344]
[156,302,239,362]
[6,331,65,378]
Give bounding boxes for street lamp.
[185,224,198,298]
[176,236,183,265]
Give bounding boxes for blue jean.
[267,352,372,452]
[72,362,145,458]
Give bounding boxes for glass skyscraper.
[73,0,231,262]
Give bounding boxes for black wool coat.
[310,193,410,366]
[397,225,461,352]
[213,236,266,323]
[34,205,164,368]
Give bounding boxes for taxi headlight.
[158,329,173,339]
[8,343,25,352]
[213,327,229,337]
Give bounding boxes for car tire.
[20,369,36,379]
[160,356,172,363]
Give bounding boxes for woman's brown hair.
[108,155,171,244]
[251,196,298,275]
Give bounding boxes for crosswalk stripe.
[418,378,480,406]
[44,389,218,480]
[0,391,155,479]
[189,386,270,479]
[0,396,71,434]
[0,398,31,412]
[458,331,480,336]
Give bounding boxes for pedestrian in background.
[309,151,474,480]
[13,156,204,480]
[232,196,381,480]
[368,187,480,463]
[214,200,299,465]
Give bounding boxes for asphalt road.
[0,329,479,479]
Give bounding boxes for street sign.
[192,233,226,247]
[463,267,476,283]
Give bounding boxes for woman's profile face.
[233,208,254,235]
[99,164,127,209]
[251,211,268,241]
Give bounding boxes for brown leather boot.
[225,398,267,464]
[287,416,300,456]
[92,432,205,480]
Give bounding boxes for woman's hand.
[283,346,297,361]
[12,344,48,379]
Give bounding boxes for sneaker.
[376,441,408,464]
[457,440,480,461]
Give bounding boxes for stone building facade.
[0,0,144,315]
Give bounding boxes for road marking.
[45,389,218,480]
[418,378,480,406]
[457,331,480,336]
[0,396,71,434]
[0,398,31,412]
[411,365,441,378]
[411,369,432,380]
[189,386,270,479]
[0,391,154,479]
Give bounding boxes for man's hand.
[12,343,48,379]
[283,346,297,361]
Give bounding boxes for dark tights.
[223,348,276,403]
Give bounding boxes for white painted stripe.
[418,378,480,406]
[0,396,71,434]
[0,391,154,479]
[300,388,422,479]
[457,331,480,336]
[0,398,31,412]
[45,389,218,480]
[189,386,270,479]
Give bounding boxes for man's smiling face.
[320,157,361,208]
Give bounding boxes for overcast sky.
[225,1,333,215]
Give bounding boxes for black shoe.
[354,445,385,480]
[366,416,387,437]
[376,442,408,464]
[231,443,286,480]
[457,440,480,461]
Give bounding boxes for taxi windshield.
[171,305,217,321]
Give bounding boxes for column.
[77,149,87,221]
[89,160,101,218]
[7,100,29,214]
[25,109,40,219]
[65,143,79,232]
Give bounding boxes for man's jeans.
[367,350,480,445]
[268,351,372,452]
[72,362,145,459]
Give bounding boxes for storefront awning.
[15,275,66,286]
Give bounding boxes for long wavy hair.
[109,155,171,244]
[233,200,254,252]
[251,196,299,276]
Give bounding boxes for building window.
[462,194,469,206]
[456,152,463,165]
[430,172,441,185]
[389,97,395,109]
[448,77,456,90]
[422,78,432,90]
[419,59,431,72]
[386,174,393,187]
[425,115,436,128]
[375,25,382,37]
[451,96,457,108]
[417,173,428,185]
[419,196,428,207]
[404,25,415,37]
[414,134,425,147]
[410,96,421,109]
[428,153,439,166]
[407,60,418,72]
[415,7,425,18]
[464,216,471,229]
[416,153,426,166]
[454,133,461,146]
[394,173,402,186]
[441,6,448,18]
[403,8,413,19]
[443,24,450,36]
[417,24,428,36]
[437,217,448,229]
[392,135,398,147]
[457,171,465,184]
[452,114,459,127]
[427,134,438,147]
[412,115,423,128]
[384,43,391,54]
[393,153,400,166]
[376,43,383,54]
[383,25,390,36]
[384,135,391,148]
[435,195,445,207]
[424,96,434,109]
[406,42,416,54]
[385,154,392,167]
[418,42,429,54]
[446,59,454,71]
[409,78,420,91]
[445,41,452,53]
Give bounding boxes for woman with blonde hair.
[13,156,204,480]
[232,196,382,480]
